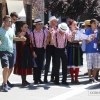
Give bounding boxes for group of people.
[0,12,100,92]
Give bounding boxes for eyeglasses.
[5,20,12,23]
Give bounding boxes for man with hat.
[31,18,47,84]
[50,23,73,85]
[82,20,91,76]
[44,16,59,83]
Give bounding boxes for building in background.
[0,0,45,30]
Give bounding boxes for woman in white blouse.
[67,19,86,84]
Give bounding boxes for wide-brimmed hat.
[58,23,69,33]
[33,18,43,25]
[48,16,59,23]
[82,20,90,26]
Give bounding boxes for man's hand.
[49,28,55,35]
[20,36,27,41]
[91,34,96,40]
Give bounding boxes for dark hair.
[90,19,98,24]
[20,22,27,28]
[10,12,18,18]
[3,15,11,21]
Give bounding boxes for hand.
[72,30,76,35]
[20,36,27,41]
[33,52,37,58]
[49,28,54,35]
[19,32,26,36]
[91,34,96,40]
[0,41,2,45]
[79,39,82,44]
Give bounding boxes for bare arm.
[13,36,26,41]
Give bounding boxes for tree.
[48,0,100,20]
[32,0,47,12]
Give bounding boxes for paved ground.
[0,54,100,100]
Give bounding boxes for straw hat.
[82,20,90,26]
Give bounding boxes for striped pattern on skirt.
[67,43,83,67]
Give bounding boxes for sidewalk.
[0,54,100,100]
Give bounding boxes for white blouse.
[69,30,91,41]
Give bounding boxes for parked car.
[77,22,84,28]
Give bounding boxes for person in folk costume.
[13,23,34,86]
[31,18,47,84]
[50,22,74,85]
[44,16,59,83]
[67,19,96,84]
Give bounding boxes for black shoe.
[38,80,43,84]
[84,72,88,76]
[7,80,14,87]
[88,79,93,83]
[44,79,48,83]
[54,82,60,85]
[75,80,81,84]
[50,79,55,82]
[62,82,69,85]
[34,81,38,84]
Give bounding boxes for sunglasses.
[5,20,12,23]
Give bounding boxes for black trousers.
[44,45,55,80]
[33,48,45,81]
[54,48,68,83]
